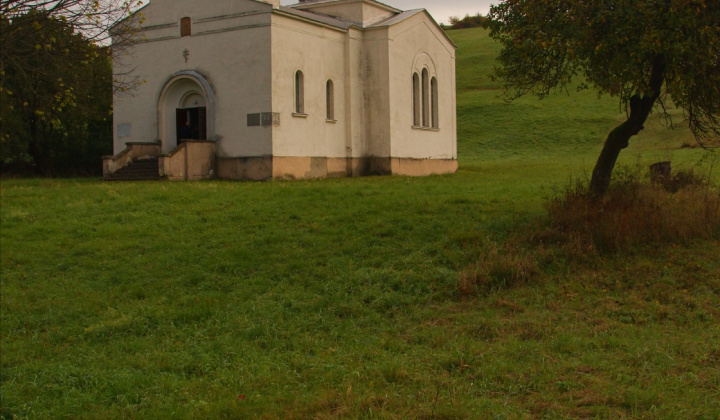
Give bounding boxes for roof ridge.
[293,0,401,13]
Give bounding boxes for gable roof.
[366,8,456,48]
[275,6,362,30]
[117,0,455,49]
[365,8,422,27]
[292,0,401,14]
[277,2,455,48]
[277,6,358,29]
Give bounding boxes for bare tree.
[1,0,141,42]
[0,0,144,93]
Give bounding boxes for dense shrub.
[443,13,486,31]
[0,14,113,177]
[545,166,720,252]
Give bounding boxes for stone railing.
[102,142,161,176]
[159,140,216,181]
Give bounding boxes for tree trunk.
[27,115,42,174]
[27,114,52,176]
[590,119,638,195]
[589,55,666,196]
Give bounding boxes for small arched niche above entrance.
[181,92,206,109]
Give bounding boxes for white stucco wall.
[363,27,392,158]
[387,12,457,160]
[361,2,397,25]
[112,0,457,170]
[270,13,348,158]
[113,0,274,156]
[345,27,368,158]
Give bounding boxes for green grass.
[453,28,712,174]
[1,28,719,418]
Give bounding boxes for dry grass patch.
[458,164,720,296]
[458,241,542,297]
[545,167,720,253]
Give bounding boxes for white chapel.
[104,0,457,180]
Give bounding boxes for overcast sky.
[281,0,495,26]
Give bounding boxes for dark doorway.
[176,107,207,142]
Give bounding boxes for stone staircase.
[104,158,160,181]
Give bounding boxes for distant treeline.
[441,13,486,30]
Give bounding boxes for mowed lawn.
[1,28,719,419]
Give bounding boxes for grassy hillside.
[453,28,709,180]
[1,29,718,419]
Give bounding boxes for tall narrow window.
[421,69,429,127]
[295,70,304,114]
[412,73,421,126]
[326,80,334,120]
[180,17,192,37]
[431,77,439,129]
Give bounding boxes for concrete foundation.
[159,141,216,181]
[217,156,273,181]
[215,156,457,180]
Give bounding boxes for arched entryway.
[158,71,216,153]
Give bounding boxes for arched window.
[180,17,192,37]
[412,73,421,126]
[431,77,439,129]
[421,69,429,127]
[326,79,334,120]
[295,70,304,114]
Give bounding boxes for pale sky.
[281,0,496,26]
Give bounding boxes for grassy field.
[1,28,719,419]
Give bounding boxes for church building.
[103,0,457,180]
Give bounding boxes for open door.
[176,107,207,142]
[176,109,188,142]
[197,107,207,140]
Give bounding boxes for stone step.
[105,177,161,181]
[104,158,161,181]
